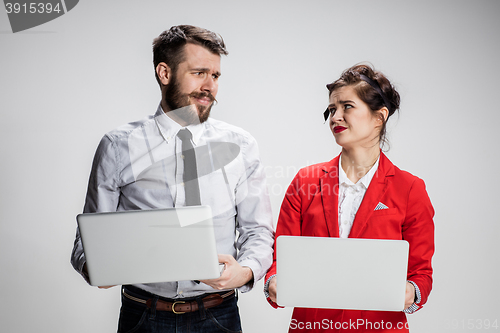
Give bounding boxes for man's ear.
[156,62,171,86]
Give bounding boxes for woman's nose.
[332,108,343,122]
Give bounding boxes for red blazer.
[265,152,435,332]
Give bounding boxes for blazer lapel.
[320,156,340,237]
[349,152,395,238]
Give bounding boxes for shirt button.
[342,220,348,225]
[178,291,183,295]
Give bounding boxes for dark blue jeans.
[118,286,242,333]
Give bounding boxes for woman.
[264,64,434,332]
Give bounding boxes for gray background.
[1,1,499,332]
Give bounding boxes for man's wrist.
[242,266,254,286]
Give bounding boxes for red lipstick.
[334,126,347,133]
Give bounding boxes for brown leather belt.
[122,289,235,314]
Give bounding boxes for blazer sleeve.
[264,171,305,308]
[402,177,435,311]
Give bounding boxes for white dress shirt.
[71,104,275,298]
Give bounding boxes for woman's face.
[328,85,382,150]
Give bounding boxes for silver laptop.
[77,205,220,286]
[276,236,409,311]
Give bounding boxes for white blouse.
[338,155,380,238]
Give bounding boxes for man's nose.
[201,76,217,94]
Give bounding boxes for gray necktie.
[177,129,201,206]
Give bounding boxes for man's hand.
[268,276,277,303]
[200,254,253,290]
[84,263,116,289]
[404,281,416,309]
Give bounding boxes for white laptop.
[276,236,409,311]
[77,205,220,286]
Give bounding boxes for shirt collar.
[154,103,205,145]
[185,122,204,146]
[339,154,380,189]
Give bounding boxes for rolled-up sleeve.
[234,137,275,292]
[70,135,120,283]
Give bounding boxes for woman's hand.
[268,276,277,303]
[404,282,416,309]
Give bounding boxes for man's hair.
[152,25,228,86]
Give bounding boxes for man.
[71,25,274,332]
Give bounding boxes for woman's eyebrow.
[338,99,355,105]
[329,99,356,107]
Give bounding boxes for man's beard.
[164,75,215,125]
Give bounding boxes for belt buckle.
[172,301,186,314]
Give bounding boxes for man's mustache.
[189,91,217,104]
